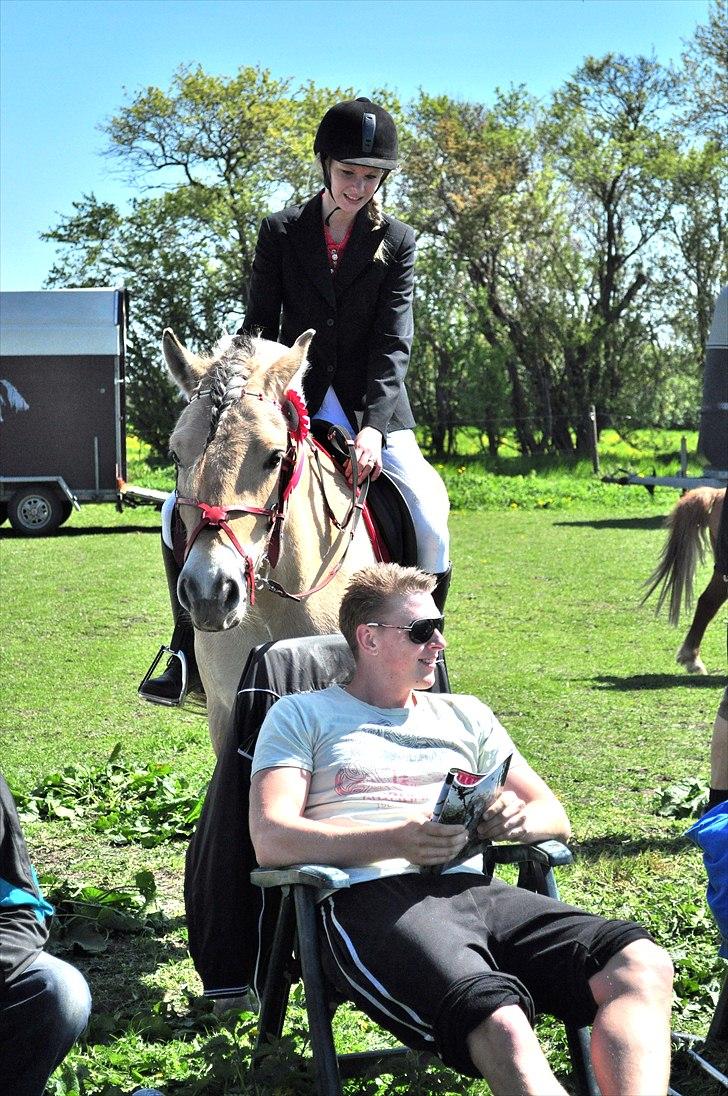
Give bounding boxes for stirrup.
[137,646,206,715]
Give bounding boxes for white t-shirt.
[252,685,519,885]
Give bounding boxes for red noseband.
[176,497,276,607]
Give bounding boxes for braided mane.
[203,332,254,448]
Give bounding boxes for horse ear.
[257,329,315,398]
[162,328,208,396]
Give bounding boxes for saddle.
[310,420,418,567]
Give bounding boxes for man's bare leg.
[466,1004,568,1096]
[588,939,673,1095]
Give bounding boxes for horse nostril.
[178,576,192,611]
[219,576,241,613]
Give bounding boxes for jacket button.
[326,318,334,327]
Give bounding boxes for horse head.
[163,327,315,632]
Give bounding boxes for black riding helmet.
[314,97,398,197]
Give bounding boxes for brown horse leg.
[676,569,728,674]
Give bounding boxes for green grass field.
[1,454,726,1094]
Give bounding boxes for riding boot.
[138,538,205,708]
[430,563,452,693]
[432,563,452,615]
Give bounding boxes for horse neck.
[266,443,369,605]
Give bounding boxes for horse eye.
[169,450,181,467]
[266,450,284,471]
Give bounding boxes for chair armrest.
[251,864,352,890]
[486,840,573,868]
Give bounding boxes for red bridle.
[176,388,309,606]
[176,382,370,604]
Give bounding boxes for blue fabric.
[0,866,54,925]
[686,801,728,957]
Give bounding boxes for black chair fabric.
[184,634,449,999]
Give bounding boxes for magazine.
[423,753,512,874]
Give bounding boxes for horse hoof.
[676,652,707,675]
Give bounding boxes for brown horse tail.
[641,487,717,625]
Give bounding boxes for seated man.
[0,773,92,1096]
[250,564,674,1096]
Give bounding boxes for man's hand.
[476,790,530,843]
[345,426,383,485]
[394,815,468,867]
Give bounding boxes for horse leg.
[676,569,728,674]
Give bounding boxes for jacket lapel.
[287,194,336,309]
[335,211,388,292]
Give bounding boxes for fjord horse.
[163,328,376,753]
[642,487,726,674]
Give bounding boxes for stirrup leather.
[137,646,206,714]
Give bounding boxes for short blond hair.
[338,564,436,655]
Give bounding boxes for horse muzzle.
[177,565,247,632]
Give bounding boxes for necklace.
[323,221,354,275]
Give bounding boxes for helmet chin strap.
[324,203,341,226]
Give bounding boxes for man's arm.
[250,766,468,869]
[475,758,571,845]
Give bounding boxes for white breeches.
[161,492,176,551]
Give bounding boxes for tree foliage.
[42,48,727,457]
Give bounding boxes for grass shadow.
[554,515,666,530]
[591,674,725,691]
[572,833,693,859]
[52,914,192,1019]
[0,524,160,539]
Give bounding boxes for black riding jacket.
[240,192,416,438]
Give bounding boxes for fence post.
[589,405,600,475]
[680,436,688,476]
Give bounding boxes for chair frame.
[252,841,600,1096]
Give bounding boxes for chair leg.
[293,886,343,1096]
[256,888,296,1046]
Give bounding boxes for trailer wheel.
[8,487,66,535]
[58,500,74,527]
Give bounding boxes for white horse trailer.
[0,287,165,534]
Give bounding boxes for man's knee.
[40,955,92,1039]
[590,939,673,1007]
[467,1002,533,1054]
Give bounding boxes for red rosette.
[281,388,310,443]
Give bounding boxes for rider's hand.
[344,426,383,485]
[476,790,530,843]
[393,814,468,866]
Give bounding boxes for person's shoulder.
[420,691,495,721]
[266,194,320,231]
[381,212,415,248]
[272,684,342,715]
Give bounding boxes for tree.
[403,57,685,454]
[678,0,728,145]
[43,67,352,453]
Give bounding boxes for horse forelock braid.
[205,360,247,448]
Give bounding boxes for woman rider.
[140,97,450,706]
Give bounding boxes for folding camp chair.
[241,635,598,1096]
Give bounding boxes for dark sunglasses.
[366,616,445,644]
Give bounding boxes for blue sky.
[0,0,710,290]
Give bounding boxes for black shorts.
[318,871,651,1077]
